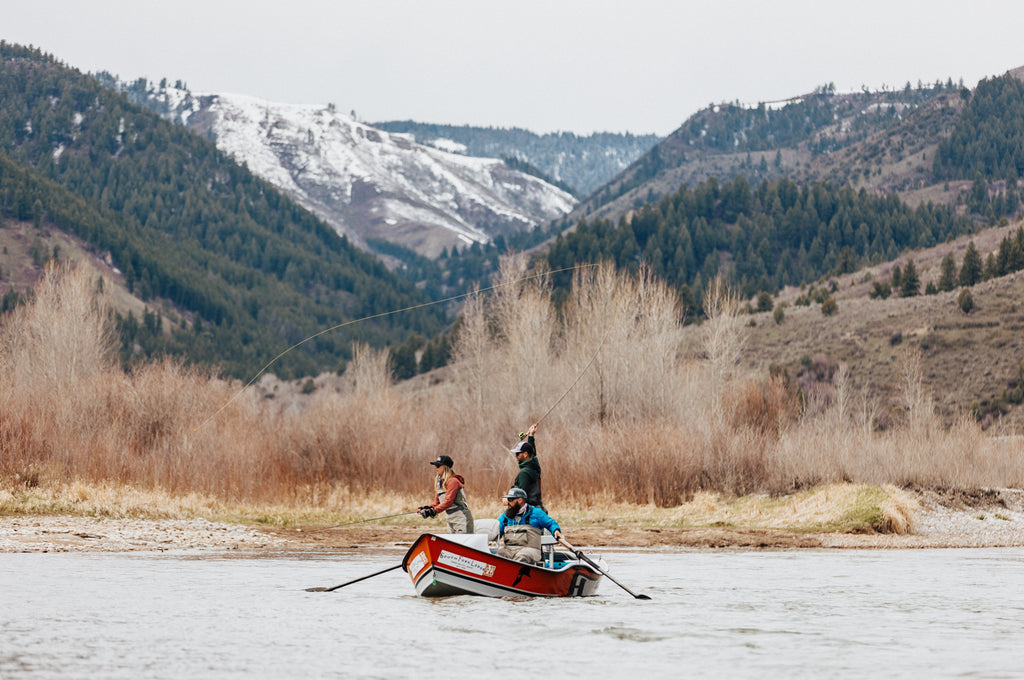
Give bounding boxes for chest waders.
[435,477,474,534]
[497,507,543,564]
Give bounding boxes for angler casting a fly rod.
[294,282,649,598]
[510,423,544,511]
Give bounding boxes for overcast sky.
[6,0,1024,136]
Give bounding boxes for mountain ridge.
[112,80,577,260]
[371,120,661,197]
[0,42,445,378]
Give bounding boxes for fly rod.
[299,511,421,533]
[537,325,611,428]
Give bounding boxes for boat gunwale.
[401,532,603,597]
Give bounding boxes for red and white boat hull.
[402,533,602,598]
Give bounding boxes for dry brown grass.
[2,261,1022,529]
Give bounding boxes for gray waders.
[436,479,474,534]
[496,525,543,564]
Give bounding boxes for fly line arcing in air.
[194,263,597,431]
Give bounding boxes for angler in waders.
[419,455,474,533]
[496,487,563,564]
[510,423,544,511]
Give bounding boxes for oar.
[305,564,403,592]
[557,537,651,600]
[301,511,421,533]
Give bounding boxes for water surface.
[2,547,1022,678]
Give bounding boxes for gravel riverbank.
[4,488,1024,554]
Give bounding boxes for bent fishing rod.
[196,263,597,432]
[505,324,611,453]
[538,325,611,429]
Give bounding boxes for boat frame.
[401,532,603,598]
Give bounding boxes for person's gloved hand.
[417,506,430,512]
[420,507,436,518]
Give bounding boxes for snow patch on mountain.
[157,89,575,258]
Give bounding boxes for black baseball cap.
[429,455,454,467]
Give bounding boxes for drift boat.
[401,532,603,597]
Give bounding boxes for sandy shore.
[4,488,1024,554]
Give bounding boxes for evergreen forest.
[934,74,1024,183]
[546,176,975,307]
[0,43,445,378]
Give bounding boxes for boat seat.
[473,518,499,542]
[437,533,489,551]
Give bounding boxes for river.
[2,547,1022,678]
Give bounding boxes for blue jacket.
[498,504,559,538]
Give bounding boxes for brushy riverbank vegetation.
[1,261,1021,530]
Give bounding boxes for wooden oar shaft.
[306,564,403,592]
[558,538,651,600]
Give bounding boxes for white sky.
[5,0,1024,136]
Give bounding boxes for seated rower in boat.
[496,486,562,565]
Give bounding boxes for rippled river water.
[2,547,1023,679]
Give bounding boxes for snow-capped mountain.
[152,88,576,258]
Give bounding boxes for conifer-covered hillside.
[0,43,445,379]
[547,176,975,304]
[572,73,1024,226]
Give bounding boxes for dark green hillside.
[548,176,974,304]
[933,74,1024,182]
[0,43,444,378]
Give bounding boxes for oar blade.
[557,537,651,600]
[305,564,403,593]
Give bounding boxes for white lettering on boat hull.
[437,550,496,577]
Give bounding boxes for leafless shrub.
[0,261,114,392]
[3,261,1023,513]
[559,263,685,423]
[726,375,801,437]
[899,346,936,435]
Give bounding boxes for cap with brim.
[502,487,528,500]
[510,440,534,455]
[430,455,454,467]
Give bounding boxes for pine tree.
[938,252,958,291]
[900,259,920,297]
[983,252,999,281]
[959,241,983,286]
[891,264,903,289]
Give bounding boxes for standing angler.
[419,455,474,533]
[510,422,544,511]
